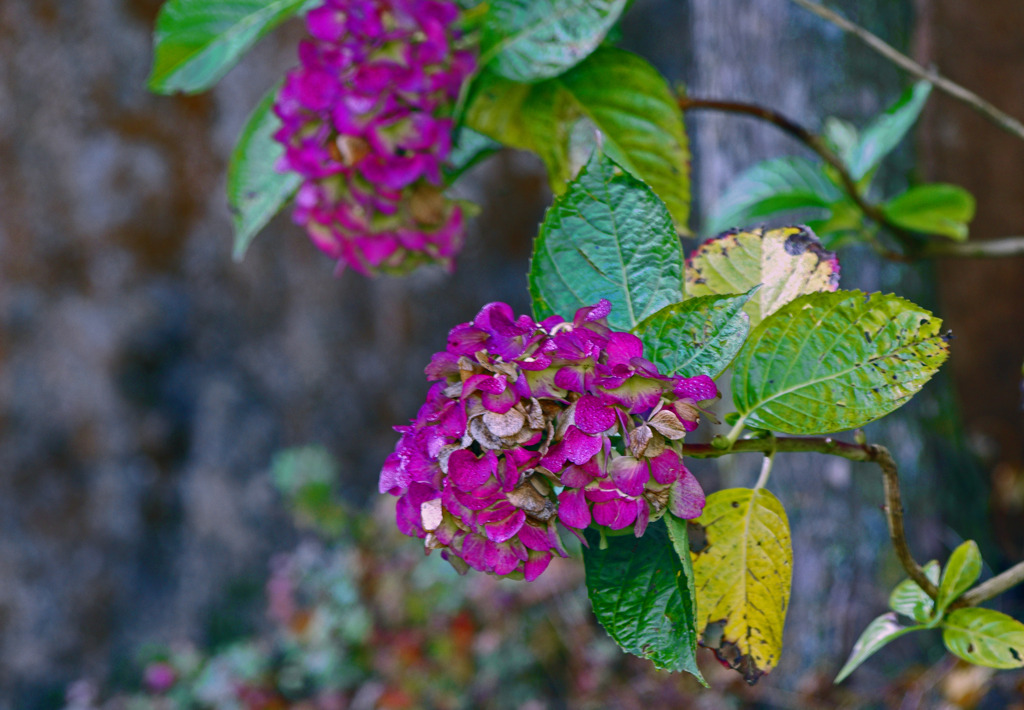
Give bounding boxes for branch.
[787,0,1024,144]
[684,436,939,599]
[679,96,913,260]
[960,561,1024,607]
[679,96,1024,261]
[918,236,1024,259]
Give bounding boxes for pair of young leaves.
[532,151,949,683]
[838,540,1024,681]
[707,81,977,248]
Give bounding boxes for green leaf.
[466,48,691,230]
[704,158,842,236]
[889,560,940,623]
[149,0,313,94]
[835,613,926,683]
[882,183,976,241]
[937,541,983,613]
[481,0,628,82]
[733,290,949,435]
[582,518,702,677]
[227,83,301,261]
[529,152,684,331]
[943,608,1024,669]
[444,127,502,182]
[690,488,792,684]
[685,226,840,327]
[633,290,755,379]
[822,117,859,168]
[847,81,932,180]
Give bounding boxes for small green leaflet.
[936,540,982,614]
[704,157,842,236]
[847,81,932,181]
[882,183,976,241]
[732,290,949,435]
[582,519,703,677]
[149,0,315,94]
[633,290,755,379]
[465,48,691,230]
[529,152,684,332]
[835,612,926,683]
[889,560,940,623]
[227,82,301,261]
[481,0,629,82]
[942,608,1024,669]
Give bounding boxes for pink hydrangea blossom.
[274,0,476,275]
[380,300,719,580]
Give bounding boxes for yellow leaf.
[685,226,840,326]
[690,487,793,684]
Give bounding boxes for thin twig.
[787,0,1024,144]
[919,236,1024,259]
[679,96,914,258]
[679,96,1024,260]
[960,560,1024,607]
[684,436,938,598]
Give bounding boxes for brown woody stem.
[684,436,939,598]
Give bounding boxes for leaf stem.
[786,0,1024,144]
[753,448,775,490]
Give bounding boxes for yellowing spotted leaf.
[686,226,840,326]
[690,487,792,684]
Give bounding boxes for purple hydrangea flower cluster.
[274,0,476,275]
[379,300,719,581]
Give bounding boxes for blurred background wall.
[0,0,1022,707]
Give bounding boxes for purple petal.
[379,451,410,494]
[608,455,648,497]
[592,497,637,530]
[670,471,706,519]
[604,332,644,365]
[674,375,719,402]
[563,426,603,466]
[448,449,496,491]
[557,488,591,529]
[523,551,552,581]
[648,449,684,485]
[482,507,526,544]
[633,502,650,537]
[560,459,600,488]
[518,522,554,552]
[574,395,616,434]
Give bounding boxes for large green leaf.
[882,183,976,241]
[685,226,840,327]
[733,290,949,435]
[937,541,983,614]
[227,83,301,261]
[889,560,940,623]
[466,48,691,229]
[942,608,1024,669]
[149,0,313,94]
[582,518,702,676]
[481,0,628,82]
[704,157,842,236]
[529,152,684,331]
[847,81,932,180]
[633,290,755,379]
[690,488,792,684]
[835,612,925,683]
